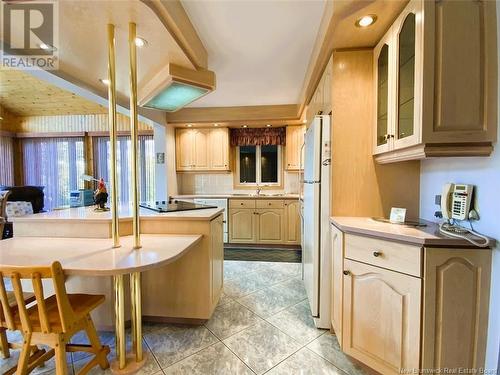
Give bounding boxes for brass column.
[129,22,143,363]
[107,23,120,249]
[108,23,126,371]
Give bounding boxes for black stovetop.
[140,199,216,213]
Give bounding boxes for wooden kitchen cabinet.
[209,127,230,170]
[331,219,493,375]
[228,208,256,243]
[342,258,421,374]
[284,200,301,244]
[256,208,284,244]
[176,128,230,171]
[422,248,491,370]
[373,0,497,163]
[285,126,305,171]
[210,215,224,304]
[228,198,300,245]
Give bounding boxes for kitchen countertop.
[331,216,495,247]
[11,205,225,223]
[0,234,202,276]
[172,194,300,200]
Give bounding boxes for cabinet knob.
[343,270,350,276]
[268,203,271,206]
[373,251,382,257]
[240,203,244,205]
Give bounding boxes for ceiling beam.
[141,0,208,70]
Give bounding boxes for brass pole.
[114,274,126,370]
[129,22,141,250]
[130,272,143,362]
[107,23,120,248]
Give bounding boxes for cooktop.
[140,200,216,213]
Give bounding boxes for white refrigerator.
[302,115,331,329]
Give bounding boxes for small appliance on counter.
[69,189,94,207]
[140,199,216,213]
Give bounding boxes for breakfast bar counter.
[6,206,225,330]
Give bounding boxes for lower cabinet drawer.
[256,199,284,209]
[229,199,256,209]
[345,234,422,277]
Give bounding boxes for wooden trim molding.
[88,130,154,137]
[141,0,208,70]
[0,130,15,137]
[165,104,302,126]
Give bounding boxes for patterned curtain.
[0,136,14,186]
[22,137,85,210]
[230,127,286,147]
[93,135,155,205]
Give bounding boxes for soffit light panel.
[138,63,216,112]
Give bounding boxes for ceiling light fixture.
[186,124,193,127]
[134,37,148,48]
[99,78,110,85]
[266,124,272,127]
[242,125,248,128]
[355,15,377,28]
[214,123,219,127]
[39,43,56,51]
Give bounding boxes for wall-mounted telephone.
[439,183,489,247]
[440,183,473,220]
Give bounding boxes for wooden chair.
[0,261,110,375]
[0,190,11,239]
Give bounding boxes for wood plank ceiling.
[0,70,107,116]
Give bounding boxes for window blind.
[0,136,14,186]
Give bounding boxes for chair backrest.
[0,261,76,334]
[0,190,11,219]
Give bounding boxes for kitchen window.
[236,145,281,186]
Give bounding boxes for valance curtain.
[230,127,286,147]
[0,136,14,186]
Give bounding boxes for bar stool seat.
[12,294,105,334]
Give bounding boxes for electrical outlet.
[435,194,441,205]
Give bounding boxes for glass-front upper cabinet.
[373,32,393,155]
[396,12,416,142]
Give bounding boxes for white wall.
[419,6,500,369]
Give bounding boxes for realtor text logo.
[1,1,59,70]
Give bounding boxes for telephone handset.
[440,183,473,220]
[439,183,489,247]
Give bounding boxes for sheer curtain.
[0,136,14,186]
[22,137,85,210]
[93,135,155,205]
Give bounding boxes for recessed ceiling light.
[355,15,377,28]
[214,123,219,127]
[99,78,110,85]
[39,43,56,51]
[302,119,307,124]
[266,124,272,127]
[134,37,148,48]
[242,125,248,128]
[186,124,193,127]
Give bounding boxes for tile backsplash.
[177,172,300,195]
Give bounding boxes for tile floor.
[0,261,367,375]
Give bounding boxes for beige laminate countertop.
[0,234,202,276]
[172,194,300,200]
[11,205,225,223]
[331,216,495,247]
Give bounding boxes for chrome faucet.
[256,185,262,196]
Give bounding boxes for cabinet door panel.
[427,0,496,141]
[256,209,284,243]
[330,225,343,344]
[343,259,421,375]
[176,129,194,170]
[194,129,210,170]
[211,216,224,304]
[209,128,229,170]
[422,248,491,371]
[284,200,301,244]
[228,209,256,243]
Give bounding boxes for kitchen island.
[10,206,225,329]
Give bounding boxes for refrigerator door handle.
[322,158,331,166]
